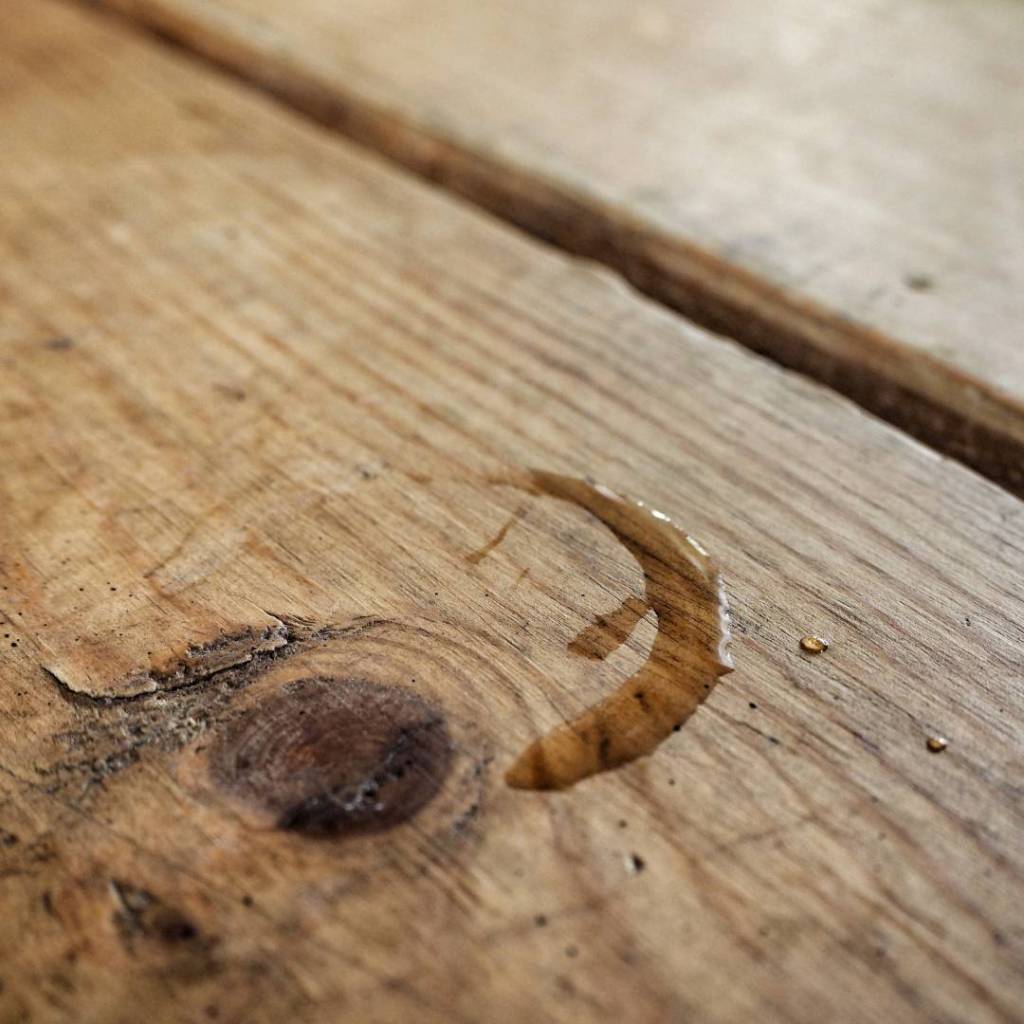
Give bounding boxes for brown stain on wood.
[207,676,453,837]
[495,470,733,790]
[465,505,527,565]
[567,594,650,661]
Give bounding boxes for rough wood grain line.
[88,0,1024,495]
[0,2,1023,1022]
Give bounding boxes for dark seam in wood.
[42,617,388,707]
[78,0,1024,499]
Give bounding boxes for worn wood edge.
[78,0,1024,498]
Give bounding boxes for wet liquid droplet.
[568,595,649,661]
[800,635,829,654]
[494,470,733,790]
[926,735,948,753]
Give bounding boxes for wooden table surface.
[1,2,1022,1023]
[95,0,1024,494]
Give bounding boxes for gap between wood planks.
[70,0,1024,499]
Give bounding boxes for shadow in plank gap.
[89,0,1024,496]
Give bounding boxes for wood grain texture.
[90,0,1024,493]
[1,3,1023,1022]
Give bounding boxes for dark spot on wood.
[44,336,74,351]
[904,272,934,292]
[155,914,197,943]
[451,799,481,836]
[212,382,247,402]
[208,677,453,838]
[111,880,202,951]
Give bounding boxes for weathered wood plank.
[0,3,1022,1022]
[94,0,1024,492]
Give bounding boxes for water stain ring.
[207,676,453,837]
[490,470,734,790]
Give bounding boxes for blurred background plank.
[95,0,1024,492]
[1,2,1022,1022]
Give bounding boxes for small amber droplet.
[926,736,948,753]
[799,635,828,654]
